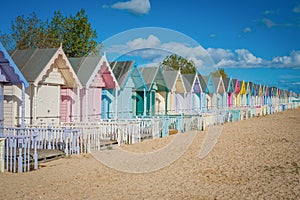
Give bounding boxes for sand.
[0,108,299,199]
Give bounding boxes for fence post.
[0,138,5,173]
[33,132,38,170]
[17,140,23,173]
[64,128,69,157]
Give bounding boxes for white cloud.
[272,50,300,68]
[207,48,234,63]
[209,33,217,38]
[127,34,160,49]
[105,34,300,70]
[106,34,211,66]
[293,4,300,13]
[110,0,150,15]
[243,27,251,33]
[209,48,300,69]
[235,49,263,64]
[262,18,276,28]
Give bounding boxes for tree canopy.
[160,54,196,74]
[210,68,228,78]
[0,9,98,57]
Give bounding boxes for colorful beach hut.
[1,42,29,127]
[140,66,168,116]
[203,75,217,111]
[233,79,240,107]
[239,80,247,107]
[198,74,208,112]
[213,76,226,109]
[223,77,235,108]
[110,61,146,119]
[69,54,118,122]
[246,82,253,107]
[182,74,202,114]
[8,46,82,126]
[162,70,186,114]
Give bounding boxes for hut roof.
[0,42,28,87]
[9,48,58,82]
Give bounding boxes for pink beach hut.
[69,55,118,122]
[233,79,240,107]
[223,77,235,108]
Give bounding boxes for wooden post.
[0,138,5,173]
[165,91,168,115]
[21,83,25,132]
[143,88,146,116]
[85,88,89,122]
[33,86,37,125]
[115,89,118,120]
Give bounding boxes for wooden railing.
[0,126,80,173]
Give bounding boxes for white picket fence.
[0,126,80,173]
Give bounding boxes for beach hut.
[198,74,208,112]
[246,82,253,107]
[264,85,269,106]
[140,66,168,116]
[270,86,277,107]
[8,46,82,126]
[182,74,202,114]
[203,75,217,111]
[110,61,146,119]
[213,76,226,109]
[69,55,118,122]
[233,79,240,107]
[258,84,263,106]
[0,42,29,128]
[162,70,186,114]
[223,77,235,108]
[239,80,247,107]
[252,83,260,106]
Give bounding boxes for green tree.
[160,54,196,74]
[10,12,47,49]
[61,9,98,57]
[0,9,98,57]
[210,68,227,78]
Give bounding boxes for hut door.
[36,85,60,125]
[101,89,113,119]
[136,91,144,116]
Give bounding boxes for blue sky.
[0,0,300,93]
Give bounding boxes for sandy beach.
[0,108,299,199]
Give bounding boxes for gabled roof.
[182,74,194,92]
[111,61,134,88]
[9,48,58,82]
[240,80,246,95]
[69,56,102,86]
[223,77,230,91]
[198,74,207,93]
[111,61,146,90]
[205,75,216,94]
[247,82,253,93]
[162,70,186,93]
[0,42,29,87]
[9,46,81,88]
[214,76,225,94]
[70,55,118,89]
[182,74,202,93]
[140,66,168,91]
[162,70,178,91]
[233,79,240,94]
